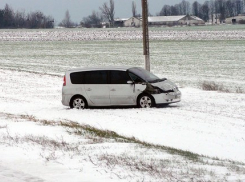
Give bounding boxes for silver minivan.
[62,66,181,109]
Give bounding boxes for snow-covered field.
[1,25,245,41]
[0,27,245,181]
[1,27,245,91]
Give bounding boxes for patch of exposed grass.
[0,125,7,129]
[1,131,79,153]
[1,112,245,181]
[0,112,209,162]
[96,153,179,180]
[59,120,200,161]
[201,81,230,92]
[3,113,245,165]
[1,112,201,161]
[236,87,244,94]
[201,81,245,94]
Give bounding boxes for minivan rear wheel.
[137,94,155,108]
[71,96,87,109]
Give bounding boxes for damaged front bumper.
[152,91,181,104]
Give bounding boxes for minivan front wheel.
[137,94,154,108]
[71,96,87,109]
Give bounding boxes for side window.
[128,72,144,83]
[85,71,108,84]
[110,71,130,84]
[70,72,85,84]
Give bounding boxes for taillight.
[63,75,66,86]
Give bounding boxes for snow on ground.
[0,114,131,182]
[1,27,245,181]
[0,68,244,163]
[1,28,245,93]
[2,112,244,182]
[1,26,245,42]
[0,68,245,181]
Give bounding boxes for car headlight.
[174,87,179,91]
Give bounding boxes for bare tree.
[27,11,43,28]
[14,10,26,28]
[243,0,245,13]
[159,5,171,16]
[215,0,226,23]
[0,9,4,28]
[132,1,137,17]
[82,11,102,28]
[209,0,215,24]
[201,1,210,22]
[3,4,14,28]
[235,0,243,14]
[226,0,235,17]
[192,1,201,16]
[171,5,180,15]
[180,0,191,15]
[59,10,74,28]
[100,0,115,27]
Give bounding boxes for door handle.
[86,88,92,91]
[111,89,116,91]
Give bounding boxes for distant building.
[114,18,128,27]
[124,17,142,27]
[212,14,221,24]
[148,15,205,26]
[124,15,205,27]
[225,14,245,24]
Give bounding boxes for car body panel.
[84,84,110,105]
[109,84,135,105]
[61,66,181,107]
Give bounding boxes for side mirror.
[127,81,134,84]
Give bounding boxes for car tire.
[70,96,87,109]
[137,94,155,108]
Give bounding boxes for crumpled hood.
[151,79,178,91]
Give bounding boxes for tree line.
[77,0,245,28]
[159,0,245,23]
[0,0,116,29]
[1,0,245,29]
[0,4,54,29]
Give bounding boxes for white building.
[225,14,245,24]
[124,17,142,27]
[124,15,205,27]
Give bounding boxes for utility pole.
[141,0,150,71]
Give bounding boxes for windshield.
[128,67,160,83]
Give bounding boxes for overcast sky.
[0,0,205,24]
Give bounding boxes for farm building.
[225,14,245,24]
[114,18,129,27]
[124,17,142,27]
[123,15,205,27]
[148,15,205,26]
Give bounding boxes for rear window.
[70,72,85,84]
[70,70,108,84]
